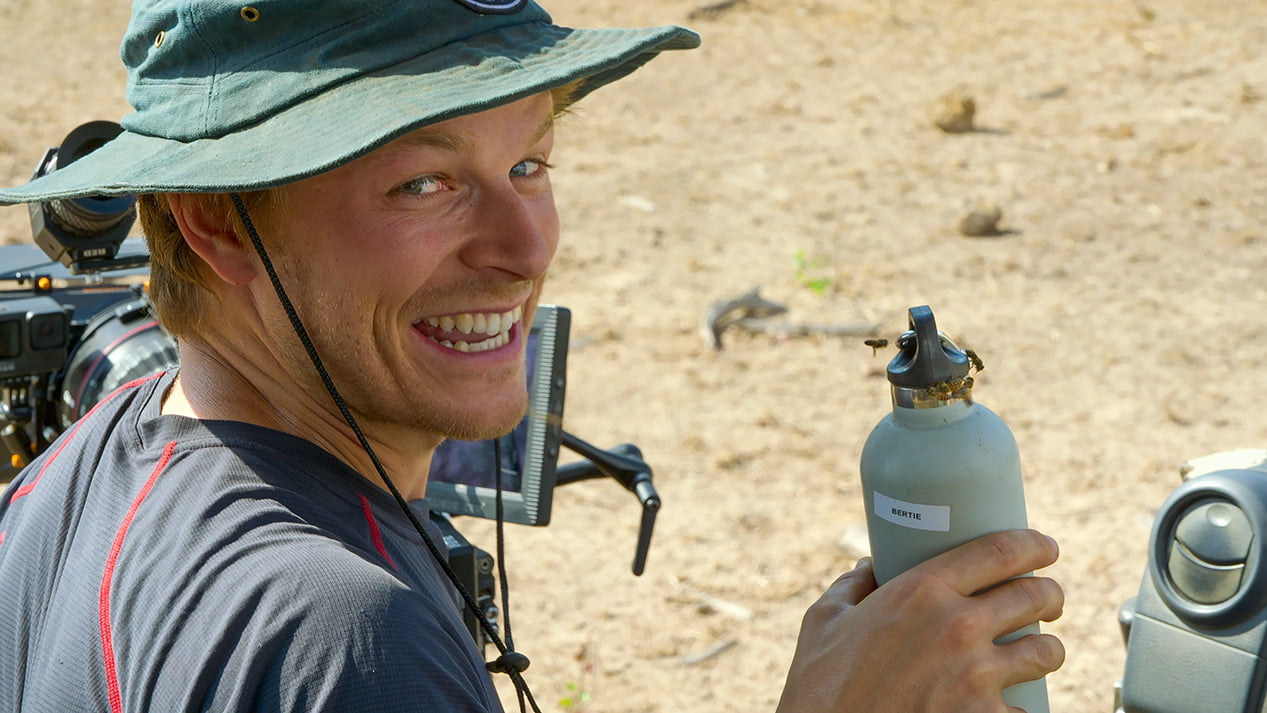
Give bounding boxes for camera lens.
[58,296,177,428]
[47,194,135,238]
[44,121,136,238]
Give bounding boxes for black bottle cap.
[887,305,970,388]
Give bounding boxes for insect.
[863,338,889,355]
[925,376,973,402]
[965,349,985,373]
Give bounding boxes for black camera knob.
[1168,498,1254,605]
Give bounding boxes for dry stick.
[702,286,788,350]
[729,317,881,339]
[680,639,740,667]
[702,286,880,348]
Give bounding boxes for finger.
[996,632,1065,689]
[976,575,1065,639]
[826,556,878,606]
[800,558,878,631]
[923,530,1059,596]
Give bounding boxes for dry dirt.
[3,1,1267,711]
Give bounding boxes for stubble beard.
[269,310,531,444]
[258,246,537,445]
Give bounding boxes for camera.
[0,121,176,477]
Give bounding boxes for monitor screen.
[425,304,569,526]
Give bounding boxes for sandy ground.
[3,1,1267,711]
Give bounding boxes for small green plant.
[793,249,834,295]
[559,680,591,711]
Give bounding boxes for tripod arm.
[556,430,660,576]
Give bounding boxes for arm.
[776,529,1065,713]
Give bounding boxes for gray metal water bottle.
[859,305,1049,713]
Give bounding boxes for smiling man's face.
[255,92,560,442]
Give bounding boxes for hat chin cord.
[230,193,540,713]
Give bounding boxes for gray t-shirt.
[0,370,501,712]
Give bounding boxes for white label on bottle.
[874,491,951,532]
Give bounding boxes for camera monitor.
[425,304,569,526]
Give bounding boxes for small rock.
[932,91,976,133]
[958,201,1004,237]
[618,194,658,212]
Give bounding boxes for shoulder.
[114,515,499,712]
[251,548,497,710]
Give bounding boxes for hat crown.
[120,0,550,141]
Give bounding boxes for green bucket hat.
[0,0,698,205]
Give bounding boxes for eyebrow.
[530,114,555,145]
[397,128,467,152]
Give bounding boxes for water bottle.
[859,305,1049,713]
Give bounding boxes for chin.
[431,394,528,442]
[438,421,519,443]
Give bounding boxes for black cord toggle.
[487,651,531,675]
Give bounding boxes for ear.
[165,193,258,286]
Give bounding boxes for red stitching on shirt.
[0,530,6,547]
[359,494,397,570]
[9,371,167,505]
[99,439,177,713]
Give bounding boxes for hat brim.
[0,22,698,205]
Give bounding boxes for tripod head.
[555,430,661,576]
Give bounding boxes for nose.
[459,182,558,281]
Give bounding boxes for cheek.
[535,197,561,259]
[329,211,452,285]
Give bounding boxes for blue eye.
[397,175,448,195]
[510,159,550,178]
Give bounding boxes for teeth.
[434,332,510,354]
[421,305,523,353]
[470,332,509,352]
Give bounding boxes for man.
[0,1,1064,712]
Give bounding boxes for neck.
[162,337,441,500]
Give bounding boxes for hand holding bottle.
[775,529,1065,713]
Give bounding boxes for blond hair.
[138,190,285,337]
